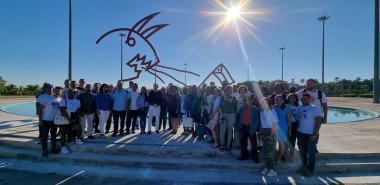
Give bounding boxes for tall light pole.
[374,0,379,103]
[68,0,72,80]
[119,33,125,81]
[184,63,188,86]
[279,47,286,81]
[318,15,330,91]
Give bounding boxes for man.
[35,82,49,144]
[111,80,130,136]
[77,79,86,92]
[37,83,59,157]
[296,78,328,153]
[78,84,96,139]
[148,84,162,135]
[70,80,80,97]
[127,83,139,134]
[91,82,100,133]
[296,93,323,176]
[92,83,100,94]
[62,79,71,99]
[127,81,134,91]
[270,83,287,105]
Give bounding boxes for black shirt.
[148,90,162,106]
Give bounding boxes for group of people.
[36,78,327,177]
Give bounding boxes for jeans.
[112,110,126,134]
[297,132,317,173]
[148,105,161,132]
[127,110,138,133]
[240,125,259,161]
[80,113,94,137]
[139,109,148,132]
[40,121,57,151]
[261,128,276,170]
[219,113,236,149]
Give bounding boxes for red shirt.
[243,107,251,126]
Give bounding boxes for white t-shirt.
[60,98,81,113]
[296,89,327,111]
[260,109,278,129]
[129,91,139,110]
[38,94,59,121]
[297,105,323,134]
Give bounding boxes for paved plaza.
[0,97,380,184]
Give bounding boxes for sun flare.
[226,6,242,21]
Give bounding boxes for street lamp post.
[279,47,286,81]
[184,63,188,86]
[68,0,72,80]
[119,33,126,81]
[318,15,330,91]
[374,0,379,103]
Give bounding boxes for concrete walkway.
[1,97,380,154]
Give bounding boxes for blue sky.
[0,0,375,88]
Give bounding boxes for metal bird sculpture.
[199,63,235,87]
[96,12,200,86]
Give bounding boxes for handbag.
[54,99,70,125]
[181,114,194,128]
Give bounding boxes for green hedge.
[342,94,357,97]
[359,94,373,98]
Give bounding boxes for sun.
[226,6,242,21]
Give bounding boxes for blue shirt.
[111,88,130,111]
[274,105,290,142]
[96,93,112,111]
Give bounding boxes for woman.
[191,88,207,139]
[207,88,222,148]
[96,84,112,137]
[259,97,278,177]
[236,95,260,163]
[274,95,292,162]
[137,86,149,134]
[286,93,299,161]
[158,87,169,131]
[219,86,237,152]
[59,89,82,154]
[167,86,181,134]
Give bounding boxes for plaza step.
[0,144,380,174]
[1,135,380,161]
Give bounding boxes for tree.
[300,78,305,84]
[0,76,6,94]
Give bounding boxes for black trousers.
[127,110,138,132]
[240,124,259,161]
[40,121,57,151]
[105,111,113,132]
[289,122,299,154]
[112,110,126,134]
[158,108,168,130]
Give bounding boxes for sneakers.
[61,146,70,154]
[266,169,277,177]
[147,131,152,135]
[75,139,84,145]
[155,130,160,134]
